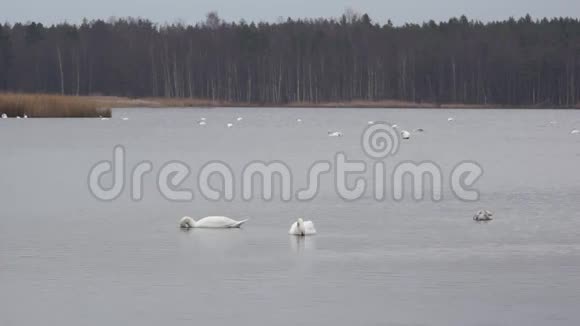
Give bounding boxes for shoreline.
[1,93,579,118]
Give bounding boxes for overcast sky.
[1,0,579,25]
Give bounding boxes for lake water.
[1,108,580,326]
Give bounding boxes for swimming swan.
[401,130,411,139]
[473,210,494,222]
[1,113,7,119]
[288,218,317,236]
[571,129,580,135]
[180,216,249,229]
[328,131,343,137]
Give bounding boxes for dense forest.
[1,12,580,106]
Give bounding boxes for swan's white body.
[227,123,234,128]
[571,129,580,135]
[473,210,494,222]
[101,117,110,121]
[198,121,207,126]
[392,124,398,128]
[401,130,411,139]
[1,113,7,119]
[368,121,375,125]
[289,218,317,236]
[23,114,28,119]
[237,117,243,121]
[121,117,129,121]
[180,216,248,229]
[448,117,455,122]
[296,118,302,123]
[328,131,343,137]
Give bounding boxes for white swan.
[296,118,302,123]
[401,130,411,139]
[328,131,343,137]
[368,121,375,125]
[448,117,455,122]
[101,117,110,121]
[180,216,249,229]
[392,124,398,128]
[226,123,234,128]
[236,117,243,121]
[200,117,207,121]
[571,129,580,135]
[16,116,21,119]
[23,114,28,119]
[121,117,129,121]
[1,113,7,119]
[473,210,494,222]
[198,121,207,126]
[288,218,317,236]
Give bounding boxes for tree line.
[1,13,580,106]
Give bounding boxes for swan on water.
[296,118,303,123]
[368,121,375,125]
[328,131,343,137]
[473,210,494,222]
[288,218,317,236]
[16,116,21,119]
[101,117,110,121]
[227,123,234,128]
[121,117,129,121]
[198,120,207,126]
[1,113,7,119]
[448,117,455,122]
[180,216,249,229]
[401,130,411,139]
[571,129,580,135]
[201,117,207,121]
[237,117,243,121]
[23,114,28,119]
[392,124,398,128]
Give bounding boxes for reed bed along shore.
[0,93,111,118]
[1,93,577,118]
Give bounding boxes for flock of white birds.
[2,111,579,232]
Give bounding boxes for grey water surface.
[1,108,580,326]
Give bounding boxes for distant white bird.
[101,117,110,121]
[296,118,303,123]
[288,218,317,236]
[236,117,243,121]
[198,121,207,126]
[401,130,411,139]
[1,113,7,119]
[448,117,455,122]
[368,121,375,125]
[571,129,580,135]
[23,114,28,119]
[392,124,398,128]
[473,210,494,222]
[16,116,21,119]
[328,131,343,137]
[200,117,207,121]
[227,123,234,128]
[179,216,249,229]
[121,117,129,121]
